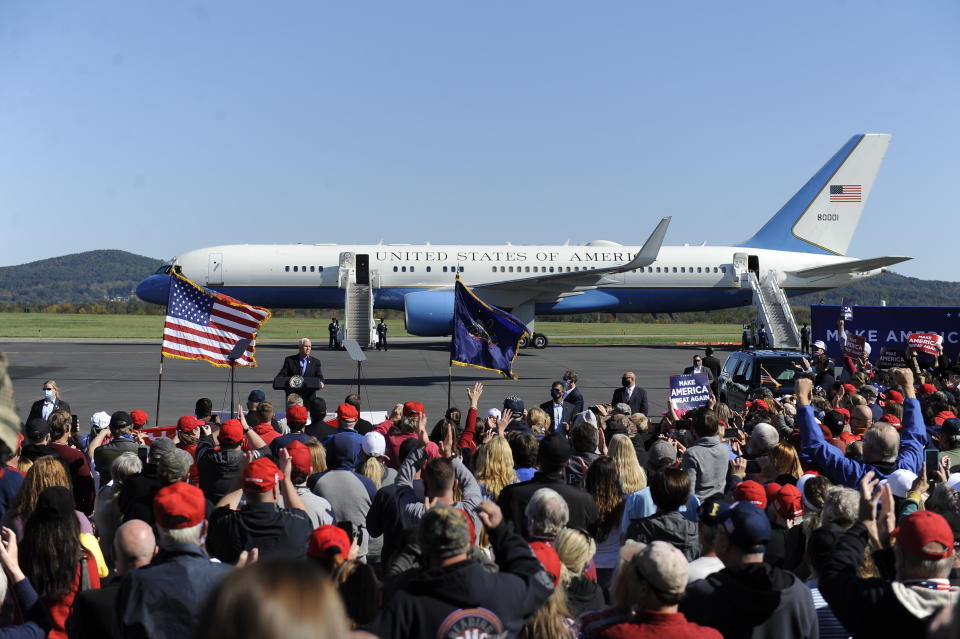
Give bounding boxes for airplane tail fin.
[737,133,891,256]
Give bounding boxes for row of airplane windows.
[283,264,728,275]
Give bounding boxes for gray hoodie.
[682,435,729,500]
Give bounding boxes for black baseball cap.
[25,418,50,440]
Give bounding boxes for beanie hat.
[418,506,471,560]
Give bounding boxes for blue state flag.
[451,277,530,379]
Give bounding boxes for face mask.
[43,389,54,399]
[622,378,631,388]
[551,389,562,399]
[561,380,569,389]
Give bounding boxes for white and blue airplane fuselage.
[136,134,909,338]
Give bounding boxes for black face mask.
[622,378,631,388]
[551,389,562,399]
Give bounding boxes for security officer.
[376,318,388,351]
[328,318,339,349]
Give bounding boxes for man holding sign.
[838,318,874,383]
[669,374,712,413]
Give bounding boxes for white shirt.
[41,400,56,420]
[552,402,564,429]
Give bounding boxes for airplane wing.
[789,255,911,279]
[472,217,671,308]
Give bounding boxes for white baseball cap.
[813,340,827,351]
[362,431,389,459]
[882,469,917,499]
[90,411,111,431]
[486,408,501,419]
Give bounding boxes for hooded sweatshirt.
[309,434,376,558]
[363,521,553,639]
[681,562,818,639]
[818,522,959,638]
[625,510,700,561]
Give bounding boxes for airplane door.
[747,255,760,277]
[208,253,223,286]
[356,254,370,286]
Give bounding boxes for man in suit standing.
[562,370,584,413]
[612,371,647,415]
[539,382,577,434]
[27,380,70,421]
[683,355,715,385]
[278,338,325,405]
[702,347,723,395]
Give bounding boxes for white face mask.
[43,389,54,399]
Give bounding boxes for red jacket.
[598,611,722,639]
[48,550,101,639]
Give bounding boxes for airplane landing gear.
[532,333,548,349]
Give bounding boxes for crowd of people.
[4,346,960,638]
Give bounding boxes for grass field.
[0,313,741,344]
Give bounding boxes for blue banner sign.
[669,373,712,411]
[810,305,960,362]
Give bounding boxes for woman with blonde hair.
[526,407,550,437]
[358,432,395,490]
[27,379,70,421]
[304,438,327,474]
[473,436,518,500]
[608,434,647,494]
[555,528,605,617]
[3,456,93,540]
[769,442,804,479]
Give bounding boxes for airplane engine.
[403,290,455,337]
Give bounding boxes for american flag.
[759,366,781,388]
[162,274,270,367]
[829,184,861,203]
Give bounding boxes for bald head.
[863,423,899,464]
[114,520,158,575]
[851,405,874,435]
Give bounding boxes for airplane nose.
[135,275,170,305]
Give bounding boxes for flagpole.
[155,352,164,427]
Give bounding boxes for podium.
[273,375,322,401]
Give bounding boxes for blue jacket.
[798,398,926,487]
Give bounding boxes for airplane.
[136,133,910,348]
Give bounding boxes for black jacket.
[565,574,606,618]
[196,442,269,504]
[818,522,959,638]
[207,502,312,565]
[565,387,585,413]
[27,398,71,421]
[278,354,324,402]
[612,386,648,415]
[539,400,577,433]
[363,521,553,639]
[498,471,599,539]
[681,562,818,639]
[117,543,232,639]
[68,576,121,639]
[626,510,700,561]
[93,436,141,485]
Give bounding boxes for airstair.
[749,270,801,350]
[339,252,375,348]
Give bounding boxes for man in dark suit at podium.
[277,338,325,404]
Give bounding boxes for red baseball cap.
[154,482,205,529]
[734,480,768,510]
[880,414,902,429]
[287,405,308,426]
[753,399,769,412]
[885,390,904,405]
[177,415,203,433]
[287,440,312,475]
[307,525,351,560]
[921,383,937,396]
[243,457,283,493]
[130,409,149,427]
[773,484,804,519]
[842,383,857,396]
[934,410,957,426]
[403,401,425,417]
[764,482,782,504]
[219,419,244,445]
[835,408,850,423]
[336,403,359,422]
[892,510,955,559]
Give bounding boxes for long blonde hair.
[555,528,596,582]
[360,455,386,490]
[608,434,647,494]
[770,443,803,479]
[526,408,549,437]
[304,438,327,474]
[473,436,518,500]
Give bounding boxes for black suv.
[718,349,809,411]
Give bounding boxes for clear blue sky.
[2,1,957,280]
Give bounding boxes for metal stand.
[226,339,252,418]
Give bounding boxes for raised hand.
[466,382,483,408]
[475,501,503,530]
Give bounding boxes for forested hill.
[0,250,161,305]
[792,271,960,308]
